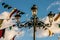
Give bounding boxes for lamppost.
[31,5,37,40]
[48,11,55,26]
[14,10,25,28]
[15,13,21,27]
[20,5,45,40]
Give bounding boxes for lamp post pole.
[33,15,37,40]
[31,5,37,40]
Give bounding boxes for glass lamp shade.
[49,17,53,22]
[32,9,37,16]
[31,5,37,16]
[48,16,53,26]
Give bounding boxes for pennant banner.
[0,19,4,28]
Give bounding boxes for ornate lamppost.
[20,5,46,40]
[15,13,21,27]
[48,11,55,26]
[31,5,37,40]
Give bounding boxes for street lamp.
[31,4,37,40]
[16,5,55,40]
[15,13,21,27]
[48,11,55,26]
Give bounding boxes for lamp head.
[15,14,21,22]
[15,14,21,19]
[48,11,55,26]
[31,5,37,16]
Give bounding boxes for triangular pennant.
[8,6,12,9]
[2,3,5,6]
[0,19,4,28]
[4,4,9,8]
[48,29,54,36]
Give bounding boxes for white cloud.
[47,1,60,10]
[30,27,49,38]
[36,28,49,38]
[0,37,3,40]
[16,30,25,37]
[0,11,14,29]
[4,27,25,40]
[0,11,10,19]
[0,11,25,40]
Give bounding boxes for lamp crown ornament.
[31,5,37,10]
[48,11,55,17]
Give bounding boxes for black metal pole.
[33,15,36,40]
[33,24,36,40]
[33,23,36,40]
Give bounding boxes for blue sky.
[0,0,60,40]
